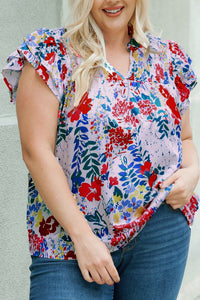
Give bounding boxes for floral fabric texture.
[2,27,199,260]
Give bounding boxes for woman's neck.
[103,28,130,53]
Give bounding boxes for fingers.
[89,268,105,285]
[79,256,120,286]
[166,198,182,209]
[74,232,120,286]
[99,268,114,286]
[82,269,94,283]
[166,196,190,209]
[166,201,182,210]
[166,179,190,200]
[165,184,180,200]
[161,167,198,208]
[159,168,192,208]
[165,179,191,208]
[106,261,120,284]
[160,173,177,189]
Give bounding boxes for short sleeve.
[168,40,197,115]
[2,27,70,104]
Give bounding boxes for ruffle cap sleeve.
[168,40,197,115]
[2,27,70,103]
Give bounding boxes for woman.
[2,0,199,299]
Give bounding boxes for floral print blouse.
[2,27,199,260]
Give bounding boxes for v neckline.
[103,51,134,80]
[103,37,145,81]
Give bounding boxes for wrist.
[69,221,94,246]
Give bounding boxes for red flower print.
[155,181,162,189]
[80,92,93,114]
[168,42,187,63]
[107,72,122,83]
[105,126,133,158]
[39,216,59,236]
[3,77,13,93]
[36,64,49,83]
[64,250,76,260]
[166,98,181,125]
[79,177,102,202]
[124,115,139,126]
[18,58,23,67]
[155,64,164,83]
[119,81,125,87]
[138,208,154,228]
[44,36,57,47]
[159,85,171,99]
[67,108,81,122]
[101,163,109,175]
[45,52,56,64]
[175,75,190,103]
[182,195,198,225]
[129,73,135,81]
[112,100,139,126]
[140,161,152,175]
[111,232,126,246]
[114,207,154,232]
[58,110,61,119]
[28,229,44,252]
[110,127,132,148]
[129,228,136,238]
[127,44,142,53]
[148,171,157,188]
[67,92,93,122]
[109,177,118,186]
[138,100,157,116]
[59,42,67,55]
[113,100,134,118]
[188,195,198,216]
[60,64,68,81]
[81,205,86,215]
[169,61,173,77]
[159,85,181,124]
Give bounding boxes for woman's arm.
[160,108,200,209]
[16,61,120,285]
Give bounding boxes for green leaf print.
[82,141,101,179]
[85,211,107,226]
[114,186,123,198]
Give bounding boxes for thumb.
[160,172,178,189]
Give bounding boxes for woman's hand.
[73,232,120,286]
[160,166,199,209]
[160,108,200,210]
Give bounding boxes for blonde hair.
[64,0,152,106]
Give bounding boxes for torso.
[4,27,198,261]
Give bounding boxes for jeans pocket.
[164,202,191,232]
[165,202,180,212]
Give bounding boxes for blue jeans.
[29,202,191,300]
